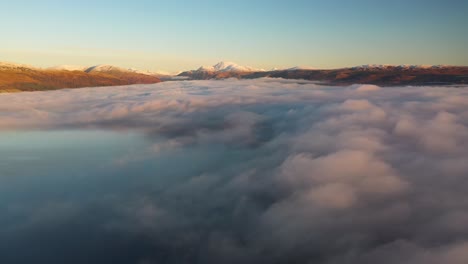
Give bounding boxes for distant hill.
[179,63,468,86]
[0,62,161,92]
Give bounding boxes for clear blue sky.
[1,0,467,72]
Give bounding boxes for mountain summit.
[196,61,264,73]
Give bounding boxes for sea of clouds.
[1,78,468,263]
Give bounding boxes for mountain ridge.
[179,63,468,86]
[0,61,161,93]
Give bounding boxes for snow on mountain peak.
[128,68,177,77]
[85,64,129,73]
[197,61,264,72]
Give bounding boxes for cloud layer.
[1,79,468,263]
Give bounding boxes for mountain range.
[178,62,468,86]
[1,61,467,93]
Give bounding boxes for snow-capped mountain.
[196,61,264,73]
[177,61,266,80]
[84,64,175,78]
[127,68,178,78]
[84,64,131,73]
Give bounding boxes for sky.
[0,0,467,72]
